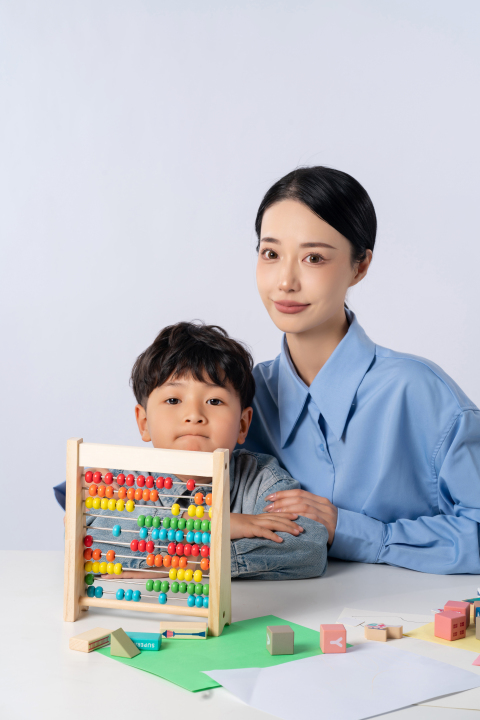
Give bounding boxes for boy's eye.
[261,248,278,260]
[207,398,223,406]
[166,398,181,405]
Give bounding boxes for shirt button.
[319,444,325,452]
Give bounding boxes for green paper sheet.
[98,614,327,692]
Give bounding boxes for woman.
[243,166,480,574]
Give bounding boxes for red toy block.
[434,610,466,641]
[320,624,346,653]
[444,600,470,628]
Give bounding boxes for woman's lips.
[273,301,310,314]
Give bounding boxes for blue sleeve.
[330,409,480,574]
[53,481,66,510]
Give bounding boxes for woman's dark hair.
[255,166,376,264]
[131,321,255,410]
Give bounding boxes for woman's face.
[256,199,370,335]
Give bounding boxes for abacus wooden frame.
[63,438,231,637]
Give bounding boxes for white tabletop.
[2,551,480,720]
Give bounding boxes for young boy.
[55,322,328,579]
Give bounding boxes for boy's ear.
[236,406,253,445]
[135,404,152,443]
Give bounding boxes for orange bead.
[142,489,151,502]
[134,488,142,501]
[127,487,135,501]
[179,556,188,568]
[97,485,106,498]
[92,548,102,560]
[200,558,210,571]
[117,486,126,499]
[106,549,115,562]
[146,553,155,566]
[163,555,172,568]
[205,493,212,506]
[171,556,180,568]
[154,554,163,567]
[89,485,97,496]
[83,548,92,560]
[195,492,204,505]
[150,489,158,502]
[105,486,114,498]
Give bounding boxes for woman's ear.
[236,407,254,445]
[135,404,152,443]
[350,249,373,287]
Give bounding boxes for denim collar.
[278,310,376,446]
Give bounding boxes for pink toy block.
[434,610,466,641]
[444,600,470,628]
[320,624,346,653]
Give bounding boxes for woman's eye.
[261,249,278,260]
[207,398,223,406]
[166,398,180,405]
[305,253,325,264]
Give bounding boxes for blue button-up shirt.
[243,310,480,574]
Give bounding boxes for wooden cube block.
[266,625,294,655]
[386,625,403,639]
[364,624,388,642]
[434,611,465,641]
[69,627,111,653]
[320,624,346,653]
[445,600,470,628]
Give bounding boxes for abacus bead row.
[84,471,211,490]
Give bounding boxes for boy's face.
[135,373,253,455]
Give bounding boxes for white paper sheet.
[204,643,480,720]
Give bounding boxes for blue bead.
[132,590,141,602]
[139,527,148,539]
[175,530,184,542]
[195,595,203,608]
[158,592,167,605]
[159,528,168,541]
[167,529,176,541]
[203,596,209,608]
[202,532,210,544]
[116,589,125,600]
[125,589,133,601]
[112,524,121,537]
[151,528,160,540]
[194,532,202,544]
[186,531,194,543]
[187,595,195,608]
[94,586,103,598]
[86,586,95,598]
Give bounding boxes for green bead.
[187,583,195,595]
[137,515,146,527]
[179,582,187,594]
[203,584,209,596]
[171,581,179,594]
[160,580,170,593]
[178,518,186,530]
[85,573,94,586]
[193,519,202,531]
[145,515,153,528]
[152,516,161,528]
[208,521,211,532]
[170,517,178,530]
[186,519,194,531]
[162,517,171,529]
[146,579,154,591]
[153,579,162,592]
[195,583,203,595]
[201,520,209,532]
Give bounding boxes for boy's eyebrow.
[163,380,227,390]
[260,236,336,250]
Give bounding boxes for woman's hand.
[264,489,338,545]
[230,511,304,543]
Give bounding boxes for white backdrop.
[1,0,479,550]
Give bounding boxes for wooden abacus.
[63,438,231,637]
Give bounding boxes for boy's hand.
[230,512,304,543]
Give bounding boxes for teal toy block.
[126,632,162,651]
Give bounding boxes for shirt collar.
[278,310,376,446]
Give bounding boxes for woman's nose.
[278,260,300,293]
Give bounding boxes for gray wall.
[1,0,479,549]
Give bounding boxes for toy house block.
[434,611,465,641]
[110,628,141,658]
[477,615,480,641]
[364,624,388,642]
[69,627,111,653]
[266,625,294,655]
[474,602,480,623]
[445,600,470,628]
[126,632,162,651]
[159,621,208,640]
[320,624,346,653]
[386,625,403,639]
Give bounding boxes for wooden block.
[435,611,465,641]
[159,621,208,639]
[364,624,388,642]
[110,628,141,658]
[320,624,346,653]
[266,625,294,655]
[126,632,162,651]
[474,601,480,622]
[445,600,470,628]
[386,625,403,639]
[69,627,111,653]
[476,615,480,641]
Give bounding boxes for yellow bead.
[108,498,116,511]
[85,497,93,509]
[169,568,177,580]
[99,562,107,574]
[107,562,114,575]
[126,500,135,512]
[114,563,123,575]
[92,561,100,573]
[196,506,204,518]
[188,505,196,517]
[84,561,93,572]
[116,499,125,511]
[171,503,181,516]
[193,569,203,583]
[209,507,212,519]
[93,497,101,510]
[100,498,109,510]
[184,569,193,582]
[177,568,185,581]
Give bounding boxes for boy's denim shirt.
[54,449,328,581]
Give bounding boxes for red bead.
[130,539,138,551]
[126,474,135,487]
[137,475,145,487]
[117,487,126,499]
[134,488,143,501]
[167,542,176,555]
[142,489,151,502]
[191,544,200,557]
[194,492,204,505]
[164,477,172,490]
[127,487,135,500]
[146,475,154,488]
[106,549,115,561]
[146,553,155,566]
[116,473,125,485]
[201,545,210,557]
[84,535,93,547]
[83,548,92,560]
[154,554,163,567]
[138,540,146,552]
[85,471,93,484]
[156,477,165,489]
[150,489,159,502]
[186,479,195,492]
[93,471,102,484]
[183,543,192,556]
[176,543,184,556]
[146,541,154,553]
[104,472,113,485]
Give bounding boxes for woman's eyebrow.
[260,236,335,250]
